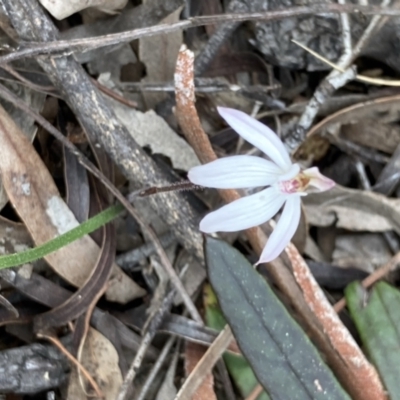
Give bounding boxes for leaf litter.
[0,1,400,399]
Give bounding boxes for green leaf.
[204,284,270,400]
[205,237,350,400]
[345,281,400,398]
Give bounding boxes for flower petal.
[217,107,292,170]
[188,155,282,189]
[258,195,301,263]
[200,187,286,233]
[303,167,335,192]
[277,163,301,182]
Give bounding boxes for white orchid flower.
[188,107,335,264]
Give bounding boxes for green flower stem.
[0,203,124,269]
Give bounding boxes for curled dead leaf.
[303,185,400,233]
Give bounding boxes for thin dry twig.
[119,80,280,94]
[0,64,54,92]
[117,265,191,400]
[37,333,103,398]
[333,252,400,313]
[0,4,399,65]
[293,39,400,86]
[135,336,177,400]
[290,0,392,149]
[193,0,248,76]
[91,78,138,108]
[175,325,233,400]
[303,93,400,140]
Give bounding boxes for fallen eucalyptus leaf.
[112,102,200,171]
[303,185,400,233]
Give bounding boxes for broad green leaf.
[345,281,400,398]
[205,237,350,400]
[204,284,270,400]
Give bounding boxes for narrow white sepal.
[199,187,286,233]
[217,107,292,171]
[257,195,301,263]
[188,155,282,189]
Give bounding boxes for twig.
[193,0,248,75]
[135,336,176,400]
[91,78,138,108]
[289,0,392,149]
[0,64,54,92]
[352,1,392,57]
[293,38,400,86]
[37,333,103,398]
[116,232,175,269]
[0,5,399,65]
[330,135,389,164]
[334,252,400,313]
[119,80,280,93]
[337,0,353,61]
[117,270,187,400]
[175,325,233,400]
[289,66,357,149]
[304,93,400,140]
[291,0,354,150]
[354,159,371,190]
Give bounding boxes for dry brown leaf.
[39,0,128,20]
[184,342,217,400]
[304,94,400,141]
[341,120,400,154]
[332,233,392,272]
[113,102,200,171]
[0,103,145,303]
[0,216,33,256]
[139,2,183,108]
[303,185,400,233]
[66,328,122,400]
